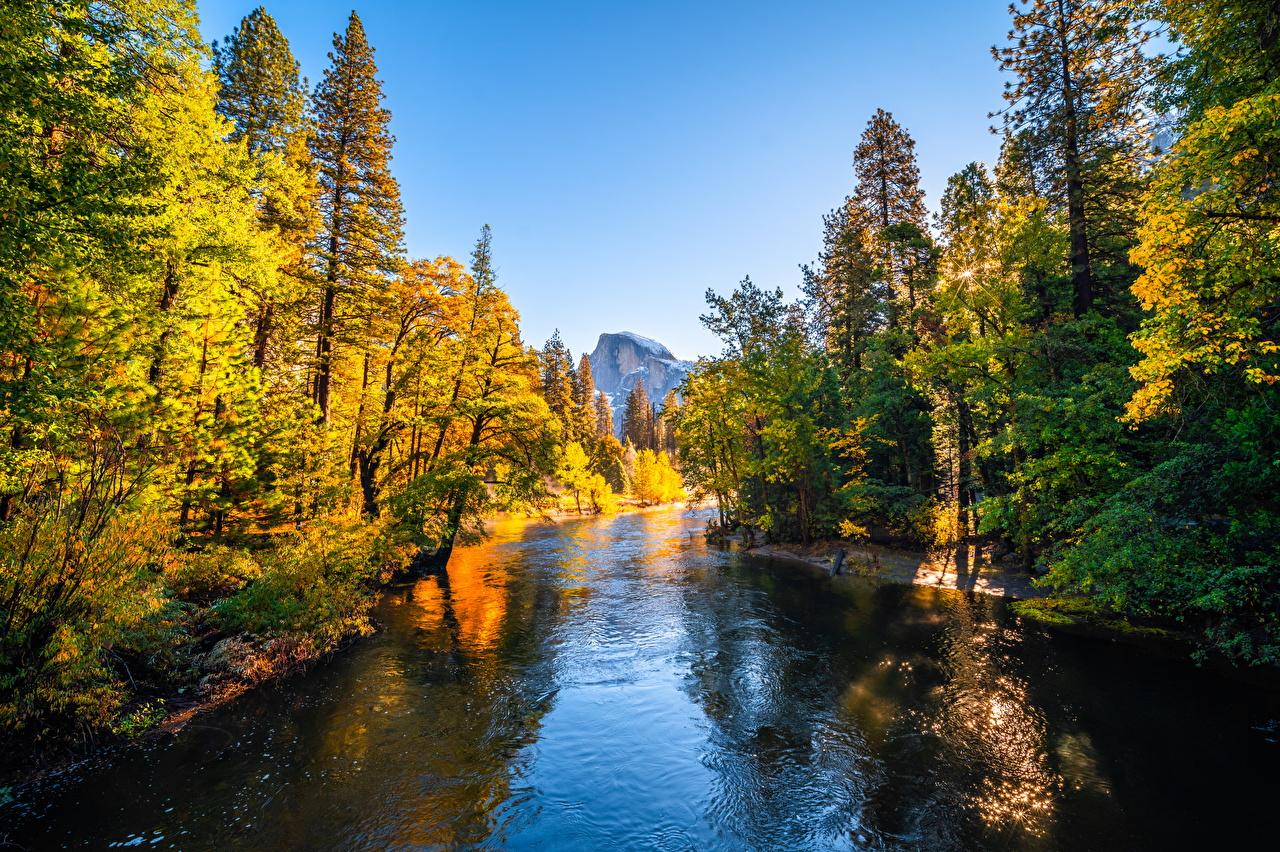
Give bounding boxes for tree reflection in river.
[4,507,1279,850]
[671,555,1066,848]
[248,522,573,849]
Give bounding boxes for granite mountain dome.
[588,332,692,433]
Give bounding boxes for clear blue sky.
[200,1,1007,361]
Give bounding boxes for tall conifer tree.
[850,109,930,315]
[802,200,887,374]
[622,382,654,451]
[595,391,615,438]
[214,6,318,373]
[852,108,927,236]
[310,12,404,423]
[994,0,1154,316]
[540,330,575,426]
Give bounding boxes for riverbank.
[737,538,1045,598]
[490,498,705,528]
[734,537,1213,655]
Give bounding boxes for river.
[5,506,1279,850]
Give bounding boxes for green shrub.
[164,546,260,605]
[215,513,395,650]
[1044,444,1280,665]
[0,509,175,736]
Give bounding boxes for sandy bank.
[740,539,1046,600]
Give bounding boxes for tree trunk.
[411,488,467,576]
[956,389,973,540]
[252,302,275,370]
[148,263,179,388]
[349,351,370,475]
[314,281,336,423]
[357,449,381,518]
[1057,0,1093,317]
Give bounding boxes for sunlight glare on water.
[6,506,1280,850]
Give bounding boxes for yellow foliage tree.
[1127,94,1280,421]
[631,449,684,505]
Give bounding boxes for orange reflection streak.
[409,576,446,633]
[634,508,708,575]
[437,545,511,656]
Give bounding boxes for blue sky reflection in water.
[6,508,1280,849]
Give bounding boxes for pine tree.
[851,108,928,308]
[621,382,654,450]
[595,391,615,438]
[575,353,595,408]
[993,0,1155,316]
[539,330,575,427]
[574,352,598,437]
[310,12,404,424]
[802,200,888,373]
[214,8,309,158]
[853,108,927,234]
[214,6,318,374]
[660,389,681,456]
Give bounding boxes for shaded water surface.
[5,508,1279,849]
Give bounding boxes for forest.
[0,1,681,750]
[673,0,1280,666]
[1,0,1278,762]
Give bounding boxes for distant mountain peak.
[588,332,692,434]
[602,331,676,359]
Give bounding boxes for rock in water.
[588,331,692,434]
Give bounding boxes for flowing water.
[5,507,1279,850]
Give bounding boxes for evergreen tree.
[803,200,889,374]
[853,108,927,235]
[310,12,404,424]
[214,8,310,158]
[214,6,318,374]
[851,109,929,312]
[993,0,1155,316]
[575,353,598,438]
[660,389,681,456]
[621,382,654,450]
[539,330,575,427]
[595,390,615,438]
[575,353,595,409]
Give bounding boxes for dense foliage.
[674,0,1280,664]
[0,1,677,748]
[3,0,1276,758]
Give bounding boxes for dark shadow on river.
[5,507,1279,850]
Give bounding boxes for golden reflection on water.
[634,508,703,568]
[934,594,1058,837]
[430,548,511,656]
[412,514,1069,843]
[308,513,601,848]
